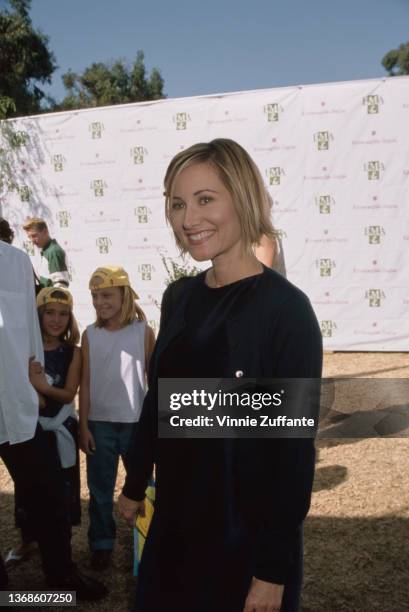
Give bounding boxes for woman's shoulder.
[162,273,204,307]
[258,267,311,309]
[167,273,203,294]
[259,269,321,343]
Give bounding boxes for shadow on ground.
[1,484,408,612]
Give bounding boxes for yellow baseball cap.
[89,266,139,299]
[36,287,73,308]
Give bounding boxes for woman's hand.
[117,493,145,527]
[28,359,49,394]
[79,427,96,455]
[243,577,284,612]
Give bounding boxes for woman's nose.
[182,203,201,229]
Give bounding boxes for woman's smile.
[185,230,215,244]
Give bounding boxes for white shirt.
[87,320,146,423]
[0,242,44,445]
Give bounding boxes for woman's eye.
[199,196,212,204]
[171,201,184,210]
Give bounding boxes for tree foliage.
[382,42,409,76]
[0,0,56,117]
[58,51,165,111]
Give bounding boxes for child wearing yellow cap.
[79,266,155,570]
[8,287,82,564]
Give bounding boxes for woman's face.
[41,303,71,338]
[169,162,243,263]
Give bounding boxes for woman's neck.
[206,252,263,288]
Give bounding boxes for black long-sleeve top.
[123,267,323,585]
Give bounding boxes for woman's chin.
[184,245,212,262]
[188,251,211,262]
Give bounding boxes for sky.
[29,0,409,103]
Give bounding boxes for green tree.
[58,51,165,110]
[382,42,409,76]
[0,0,56,117]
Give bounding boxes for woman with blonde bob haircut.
[119,139,322,612]
[164,138,276,254]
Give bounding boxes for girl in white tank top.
[79,266,155,568]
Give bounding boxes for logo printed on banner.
[91,179,106,197]
[365,161,384,180]
[314,131,333,151]
[131,146,148,164]
[135,206,151,223]
[96,236,111,254]
[263,103,283,122]
[313,292,349,306]
[320,320,337,338]
[266,167,285,186]
[52,154,65,172]
[23,241,35,256]
[365,225,385,244]
[173,112,191,130]
[315,194,335,214]
[19,185,30,202]
[316,258,336,277]
[365,289,385,307]
[138,263,155,281]
[362,95,384,114]
[57,210,70,228]
[89,122,104,139]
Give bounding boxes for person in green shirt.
[23,218,69,288]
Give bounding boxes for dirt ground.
[1,352,408,611]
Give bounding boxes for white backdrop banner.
[2,76,409,350]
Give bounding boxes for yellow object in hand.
[135,497,154,538]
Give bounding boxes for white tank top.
[87,320,146,423]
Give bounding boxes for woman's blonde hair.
[94,286,147,328]
[164,138,276,253]
[37,291,80,346]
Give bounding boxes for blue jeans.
[87,421,137,551]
